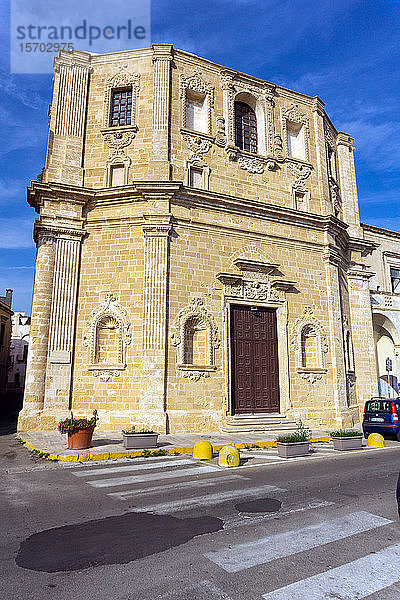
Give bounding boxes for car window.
[365,400,392,413]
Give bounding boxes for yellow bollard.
[367,433,385,448]
[218,444,240,467]
[193,440,213,460]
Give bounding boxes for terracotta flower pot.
[67,426,95,450]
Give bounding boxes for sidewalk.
[18,429,334,462]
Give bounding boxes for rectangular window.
[0,323,5,347]
[390,267,400,293]
[23,344,28,361]
[189,167,203,188]
[287,121,306,160]
[110,88,132,127]
[110,165,125,187]
[185,94,207,133]
[294,190,306,210]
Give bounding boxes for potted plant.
[330,429,363,451]
[276,421,311,458]
[58,410,98,450]
[122,426,159,449]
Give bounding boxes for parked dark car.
[362,397,400,440]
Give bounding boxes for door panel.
[231,305,280,414]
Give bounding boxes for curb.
[19,435,331,462]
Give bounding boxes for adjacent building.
[0,289,13,410]
[18,45,384,433]
[6,312,31,411]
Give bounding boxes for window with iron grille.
[235,101,257,153]
[110,88,132,127]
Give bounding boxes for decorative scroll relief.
[237,155,264,174]
[182,133,212,162]
[84,293,131,379]
[218,273,283,303]
[291,306,328,382]
[171,298,220,380]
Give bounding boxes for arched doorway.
[373,313,400,397]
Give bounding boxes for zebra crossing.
[70,455,285,512]
[68,455,400,599]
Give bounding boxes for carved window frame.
[291,307,328,382]
[171,298,220,380]
[103,70,140,130]
[84,294,131,377]
[281,104,311,163]
[185,159,211,190]
[104,154,132,187]
[180,70,215,136]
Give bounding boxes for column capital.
[152,43,174,62]
[34,223,85,245]
[337,132,355,149]
[142,214,173,238]
[312,96,325,115]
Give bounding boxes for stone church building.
[18,44,383,433]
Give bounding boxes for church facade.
[18,45,381,433]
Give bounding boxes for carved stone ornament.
[91,370,122,382]
[182,133,212,161]
[215,116,227,147]
[237,155,264,174]
[329,177,342,217]
[182,370,211,381]
[274,134,285,161]
[301,372,323,383]
[171,298,220,379]
[84,293,131,373]
[289,161,312,183]
[324,119,336,149]
[102,127,138,151]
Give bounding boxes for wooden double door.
[231,305,280,414]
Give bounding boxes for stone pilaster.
[44,51,91,186]
[41,231,84,422]
[149,44,173,180]
[140,214,173,432]
[312,97,331,215]
[323,248,348,427]
[221,70,236,147]
[18,228,56,430]
[337,132,362,237]
[347,265,379,413]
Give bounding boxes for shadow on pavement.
[16,511,223,572]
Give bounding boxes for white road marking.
[72,458,194,477]
[261,542,400,600]
[86,464,218,487]
[205,510,392,573]
[132,484,285,514]
[108,474,249,500]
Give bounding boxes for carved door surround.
[217,255,296,418]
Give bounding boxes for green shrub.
[276,420,310,444]
[330,429,361,438]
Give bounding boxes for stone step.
[221,413,298,433]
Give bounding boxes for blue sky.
[0,0,400,312]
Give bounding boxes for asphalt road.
[1,429,400,600]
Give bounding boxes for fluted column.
[42,232,83,419]
[18,229,56,430]
[337,132,362,237]
[44,52,91,186]
[347,265,378,413]
[323,249,348,427]
[149,44,173,180]
[140,215,173,432]
[312,97,331,215]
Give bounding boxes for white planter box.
[332,436,363,451]
[276,441,310,458]
[122,433,159,449]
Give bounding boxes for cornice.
[362,222,400,240]
[348,236,379,257]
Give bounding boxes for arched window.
[301,325,319,369]
[95,316,120,365]
[235,101,257,153]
